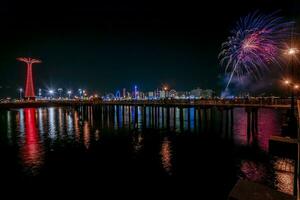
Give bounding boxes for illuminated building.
[115,90,121,99]
[169,89,177,98]
[148,91,154,99]
[190,88,214,99]
[160,90,166,99]
[134,85,138,99]
[122,88,126,99]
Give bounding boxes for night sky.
[0,0,299,97]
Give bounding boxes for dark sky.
[0,0,299,96]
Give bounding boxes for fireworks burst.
[219,11,294,90]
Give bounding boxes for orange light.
[287,48,298,55]
[294,85,299,89]
[284,80,290,85]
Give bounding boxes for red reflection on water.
[234,108,281,151]
[257,109,281,151]
[233,108,248,146]
[22,108,43,174]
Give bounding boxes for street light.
[285,47,299,138]
[162,85,169,98]
[287,47,299,56]
[58,88,63,98]
[284,79,291,85]
[67,90,72,99]
[78,89,82,98]
[38,88,42,98]
[49,89,54,99]
[18,88,23,100]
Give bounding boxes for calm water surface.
[0,106,294,198]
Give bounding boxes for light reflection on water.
[233,108,281,151]
[0,106,294,196]
[22,108,44,175]
[273,157,295,195]
[48,107,56,139]
[160,137,173,175]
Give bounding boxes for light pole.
[58,88,63,99]
[49,89,54,99]
[19,88,23,100]
[78,89,82,99]
[286,47,299,138]
[67,90,72,99]
[38,88,42,99]
[163,85,169,98]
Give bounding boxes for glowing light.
[286,47,298,56]
[18,88,23,99]
[48,90,54,94]
[17,57,42,100]
[134,85,138,99]
[274,158,294,195]
[67,90,72,95]
[294,85,299,89]
[284,80,291,85]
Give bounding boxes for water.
[0,106,295,198]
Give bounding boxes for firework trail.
[219,11,294,90]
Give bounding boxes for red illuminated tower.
[17,57,42,100]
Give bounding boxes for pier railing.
[0,98,293,109]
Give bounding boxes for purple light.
[219,11,294,90]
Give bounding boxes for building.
[122,88,126,99]
[159,90,166,99]
[176,91,189,99]
[202,89,214,99]
[190,88,203,98]
[169,89,177,98]
[148,91,154,99]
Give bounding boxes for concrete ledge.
[270,136,298,144]
[269,136,298,159]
